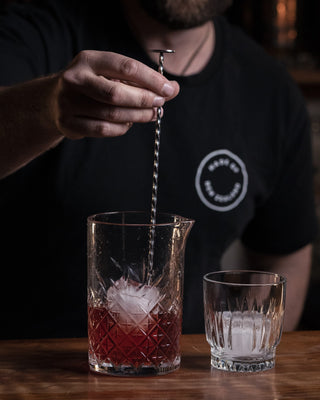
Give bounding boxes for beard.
[140,0,233,29]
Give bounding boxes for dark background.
[226,0,320,55]
[226,0,320,331]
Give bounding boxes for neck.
[120,0,215,76]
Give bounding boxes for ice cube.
[221,311,272,356]
[106,277,161,323]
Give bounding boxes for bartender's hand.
[53,50,179,139]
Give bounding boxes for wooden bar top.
[0,331,320,399]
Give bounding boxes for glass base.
[211,353,275,373]
[89,360,180,376]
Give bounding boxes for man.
[0,0,317,338]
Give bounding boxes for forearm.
[0,75,63,179]
[245,244,313,331]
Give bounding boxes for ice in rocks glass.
[203,270,286,372]
[87,211,194,376]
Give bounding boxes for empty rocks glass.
[203,270,286,372]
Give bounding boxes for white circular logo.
[195,149,248,212]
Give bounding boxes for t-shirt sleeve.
[0,0,79,86]
[241,80,318,254]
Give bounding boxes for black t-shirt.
[0,0,317,338]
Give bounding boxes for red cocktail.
[88,305,182,375]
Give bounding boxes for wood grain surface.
[0,332,319,400]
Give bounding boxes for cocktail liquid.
[88,306,181,373]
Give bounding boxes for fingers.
[63,51,179,105]
[78,50,179,98]
[60,116,133,140]
[56,91,162,139]
[55,50,179,139]
[84,104,160,123]
[79,104,160,124]
[64,72,168,108]
[59,90,162,123]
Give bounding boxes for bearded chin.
[140,0,233,30]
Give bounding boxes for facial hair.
[140,0,233,29]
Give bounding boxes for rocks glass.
[203,270,286,372]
